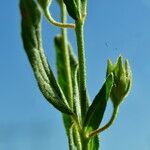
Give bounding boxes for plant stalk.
[88,106,119,138]
[60,2,75,150]
[60,1,73,109]
[75,20,87,122]
[81,133,89,150]
[44,8,75,28]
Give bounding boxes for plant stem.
[60,1,73,109]
[44,7,75,28]
[88,106,119,138]
[60,2,75,150]
[81,134,89,150]
[75,20,87,122]
[81,0,87,20]
[73,124,82,150]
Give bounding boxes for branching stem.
[88,106,119,138]
[44,8,75,28]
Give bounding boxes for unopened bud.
[106,56,132,107]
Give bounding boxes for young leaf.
[63,0,79,20]
[84,74,114,132]
[20,0,73,115]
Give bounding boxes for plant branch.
[60,1,73,109]
[75,20,87,122]
[81,0,87,20]
[88,106,119,138]
[44,8,75,28]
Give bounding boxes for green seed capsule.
[106,56,132,107]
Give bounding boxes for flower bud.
[106,56,132,107]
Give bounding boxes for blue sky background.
[0,0,150,149]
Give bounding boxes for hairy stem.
[88,106,119,138]
[60,1,73,109]
[81,0,87,20]
[44,8,75,28]
[75,20,87,122]
[60,2,75,150]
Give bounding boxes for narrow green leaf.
[54,35,69,97]
[54,35,79,149]
[63,0,79,20]
[84,74,114,132]
[54,35,78,100]
[20,0,73,115]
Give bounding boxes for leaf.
[54,35,68,98]
[54,35,78,101]
[63,0,79,20]
[84,74,114,132]
[54,35,79,149]
[20,0,73,115]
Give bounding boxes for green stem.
[73,124,82,150]
[75,20,87,122]
[81,0,87,20]
[60,1,73,109]
[60,2,75,150]
[81,134,89,150]
[44,7,75,28]
[88,106,119,138]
